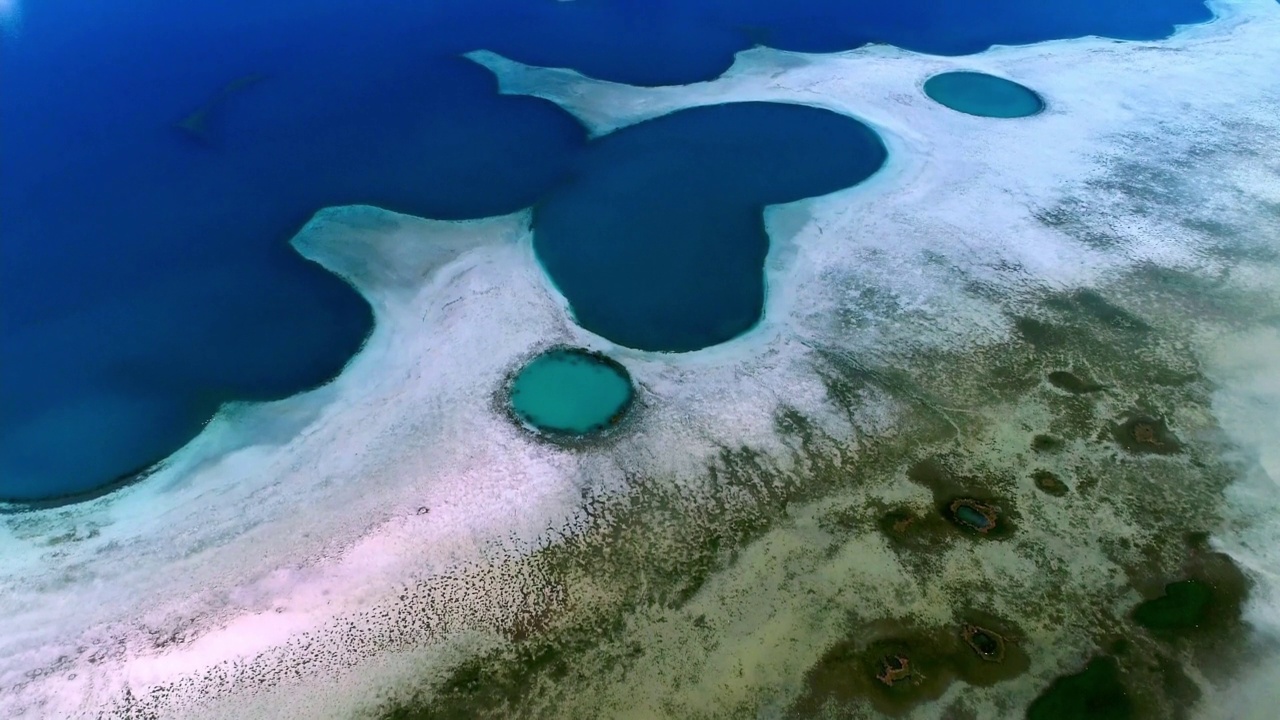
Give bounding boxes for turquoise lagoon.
[508,349,634,437]
[924,71,1046,118]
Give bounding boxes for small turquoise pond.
[508,348,634,437]
[923,71,1045,118]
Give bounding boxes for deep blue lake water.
[535,102,886,352]
[0,0,1212,502]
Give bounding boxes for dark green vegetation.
[1031,470,1069,496]
[1109,414,1182,455]
[1031,433,1064,453]
[1047,370,1106,394]
[1134,581,1213,631]
[906,458,1018,539]
[1131,537,1249,641]
[1022,535,1251,720]
[1027,657,1133,720]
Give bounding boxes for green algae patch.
[1031,433,1065,453]
[1044,289,1150,333]
[1129,540,1250,648]
[1047,370,1106,394]
[374,277,1268,720]
[1014,316,1069,350]
[1027,657,1133,720]
[1133,580,1213,631]
[1031,470,1070,497]
[1108,414,1181,455]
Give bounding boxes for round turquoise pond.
[508,348,634,437]
[923,71,1045,118]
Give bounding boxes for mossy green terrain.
[371,274,1265,720]
[1134,581,1214,631]
[1027,657,1133,720]
[305,113,1280,720]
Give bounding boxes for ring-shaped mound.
[923,71,1045,118]
[507,347,634,438]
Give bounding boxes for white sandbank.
[1,0,1279,717]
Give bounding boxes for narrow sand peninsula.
[2,1,1278,718]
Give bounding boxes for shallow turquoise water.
[509,349,633,436]
[924,71,1045,118]
[954,503,992,529]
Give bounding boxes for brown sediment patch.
[792,615,1030,718]
[954,610,1031,685]
[790,624,959,717]
[1032,469,1070,496]
[875,506,951,553]
[1108,414,1181,454]
[876,655,913,687]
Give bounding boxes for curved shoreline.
[2,1,1278,717]
[0,0,1226,511]
[0,459,165,515]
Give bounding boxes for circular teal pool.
[923,71,1045,118]
[508,348,634,437]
